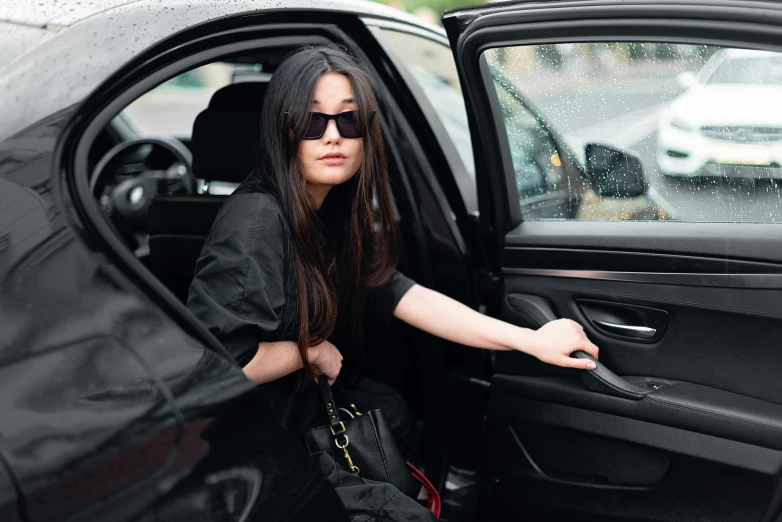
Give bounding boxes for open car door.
[442,1,782,520]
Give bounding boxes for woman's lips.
[320,153,345,166]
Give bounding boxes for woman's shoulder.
[211,184,286,239]
[224,180,282,215]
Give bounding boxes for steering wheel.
[90,135,195,251]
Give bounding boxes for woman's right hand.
[308,340,343,385]
[525,319,599,370]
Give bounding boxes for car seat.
[147,82,267,303]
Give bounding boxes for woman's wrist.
[490,320,536,354]
[513,326,535,356]
[307,343,321,366]
[244,341,303,384]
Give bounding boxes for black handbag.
[303,376,420,499]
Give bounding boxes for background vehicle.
[657,49,782,179]
[3,1,782,522]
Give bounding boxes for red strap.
[406,461,441,518]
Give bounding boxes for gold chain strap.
[334,435,360,473]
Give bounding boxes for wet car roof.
[0,0,443,142]
[0,0,143,27]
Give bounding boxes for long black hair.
[252,45,399,383]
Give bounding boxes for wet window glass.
[706,55,782,85]
[492,76,565,198]
[483,44,782,223]
[379,29,476,188]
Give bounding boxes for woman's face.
[297,73,364,199]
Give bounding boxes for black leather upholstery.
[147,82,267,302]
[148,195,226,302]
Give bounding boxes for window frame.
[365,19,479,217]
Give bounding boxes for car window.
[121,62,269,138]
[492,76,563,198]
[483,43,782,223]
[378,29,476,189]
[706,53,782,85]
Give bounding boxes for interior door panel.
[440,1,782,519]
[487,241,782,521]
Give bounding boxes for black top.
[187,179,415,434]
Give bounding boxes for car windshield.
[706,56,782,84]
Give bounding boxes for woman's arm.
[393,284,598,370]
[242,340,344,385]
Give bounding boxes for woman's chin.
[309,168,357,187]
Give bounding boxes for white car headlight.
[670,117,695,132]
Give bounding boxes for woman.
[187,45,598,514]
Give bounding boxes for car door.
[442,1,782,521]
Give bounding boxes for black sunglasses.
[302,110,376,140]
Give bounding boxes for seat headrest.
[191,82,267,183]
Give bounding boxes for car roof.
[0,0,444,142]
[0,0,443,29]
[0,0,443,64]
[0,0,144,28]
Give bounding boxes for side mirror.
[584,143,647,198]
[676,71,697,89]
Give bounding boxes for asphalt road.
[533,84,782,223]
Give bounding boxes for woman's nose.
[322,119,342,143]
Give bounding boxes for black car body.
[3,1,782,521]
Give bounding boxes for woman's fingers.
[562,355,597,370]
[578,339,600,360]
[529,319,599,369]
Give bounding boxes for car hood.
[670,85,782,126]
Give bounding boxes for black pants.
[314,451,439,522]
[337,378,414,452]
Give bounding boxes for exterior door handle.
[594,320,657,339]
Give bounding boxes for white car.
[657,49,782,178]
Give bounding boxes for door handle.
[572,352,651,400]
[594,320,656,339]
[577,300,668,343]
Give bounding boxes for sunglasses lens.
[337,112,362,138]
[305,114,327,139]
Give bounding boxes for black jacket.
[187,179,414,435]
